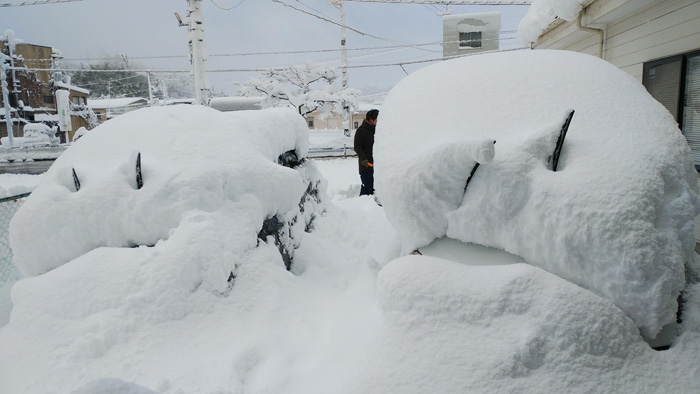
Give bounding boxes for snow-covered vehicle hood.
[375,49,700,339]
[9,105,325,295]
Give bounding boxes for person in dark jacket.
[354,109,379,196]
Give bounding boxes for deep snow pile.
[375,49,700,339]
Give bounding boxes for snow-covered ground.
[0,50,700,393]
[2,155,699,393]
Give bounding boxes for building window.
[354,121,359,129]
[459,31,482,48]
[307,117,314,128]
[44,96,54,104]
[71,96,86,105]
[644,50,700,168]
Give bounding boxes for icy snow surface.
[375,49,700,339]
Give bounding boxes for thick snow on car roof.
[375,49,700,339]
[10,105,312,277]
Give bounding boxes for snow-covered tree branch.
[238,61,360,119]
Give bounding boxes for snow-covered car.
[1,122,60,147]
[375,49,700,344]
[9,105,326,292]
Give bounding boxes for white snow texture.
[375,49,700,339]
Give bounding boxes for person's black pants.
[360,170,374,196]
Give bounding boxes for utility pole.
[1,60,14,148]
[1,34,14,148]
[330,0,351,136]
[176,0,211,106]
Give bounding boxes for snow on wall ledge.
[374,50,700,339]
[9,105,314,279]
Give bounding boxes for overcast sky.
[1,0,529,98]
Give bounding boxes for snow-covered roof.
[517,0,662,45]
[517,0,589,45]
[209,96,264,112]
[33,114,59,122]
[443,10,501,22]
[88,97,148,109]
[161,98,194,105]
[355,102,381,113]
[55,82,89,95]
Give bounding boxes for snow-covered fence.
[307,145,355,159]
[0,193,29,285]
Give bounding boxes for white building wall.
[533,0,700,82]
[443,12,501,57]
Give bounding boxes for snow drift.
[375,49,700,339]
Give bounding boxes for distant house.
[522,0,700,167]
[209,97,263,112]
[303,102,382,131]
[88,98,149,124]
[0,34,94,143]
[443,12,501,57]
[304,111,344,130]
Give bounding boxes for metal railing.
[0,193,29,285]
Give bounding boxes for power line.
[270,0,435,52]
[24,35,523,65]
[0,0,89,6]
[30,36,505,62]
[14,47,529,74]
[294,0,338,22]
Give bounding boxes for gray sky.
[1,0,529,97]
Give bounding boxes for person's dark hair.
[366,109,379,121]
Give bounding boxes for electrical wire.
[14,46,529,74]
[270,0,436,53]
[26,35,521,63]
[28,43,444,62]
[295,0,338,22]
